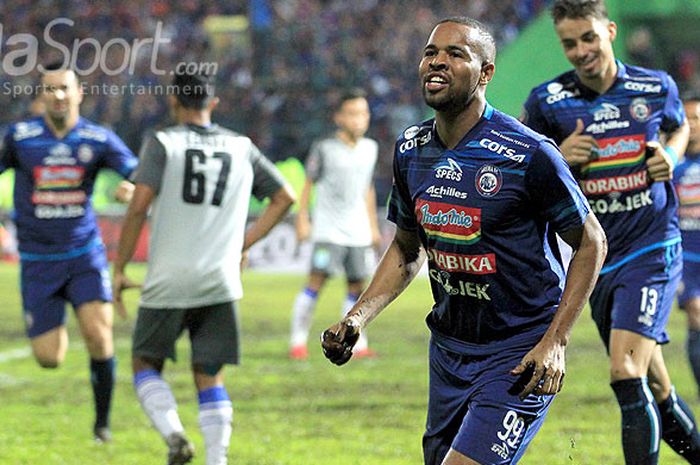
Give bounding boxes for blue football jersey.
[0,117,137,256]
[523,61,685,272]
[674,152,700,263]
[388,104,589,353]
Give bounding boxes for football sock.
[134,369,185,439]
[342,292,368,351]
[198,386,233,465]
[611,378,660,465]
[658,387,700,463]
[290,287,318,347]
[90,357,115,429]
[688,330,700,396]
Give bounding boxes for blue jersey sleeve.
[522,89,552,137]
[101,130,138,178]
[660,73,685,134]
[0,129,16,173]
[526,140,589,232]
[386,145,418,230]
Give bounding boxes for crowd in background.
[1,1,698,202]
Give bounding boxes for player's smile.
[424,72,449,93]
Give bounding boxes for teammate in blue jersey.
[674,94,700,396]
[322,17,606,465]
[0,64,138,442]
[522,1,700,464]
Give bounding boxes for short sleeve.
[525,140,590,233]
[250,143,286,200]
[132,133,167,193]
[660,73,685,134]
[304,141,323,182]
[522,89,553,138]
[103,129,138,178]
[0,129,17,173]
[386,145,418,230]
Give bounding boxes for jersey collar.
[572,59,627,98]
[431,101,494,149]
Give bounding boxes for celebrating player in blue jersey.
[674,94,700,397]
[0,64,138,442]
[522,1,700,464]
[322,17,606,465]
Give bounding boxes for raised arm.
[321,226,426,365]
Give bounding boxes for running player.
[288,88,380,360]
[113,69,295,465]
[674,94,700,396]
[322,17,606,465]
[0,64,137,442]
[522,1,700,463]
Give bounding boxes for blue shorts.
[423,339,554,465]
[679,259,700,310]
[20,244,112,338]
[590,243,682,348]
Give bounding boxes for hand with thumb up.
[645,141,674,182]
[558,118,598,167]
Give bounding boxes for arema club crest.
[475,165,502,197]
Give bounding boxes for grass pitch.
[0,261,697,464]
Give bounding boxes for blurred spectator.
[0,0,549,202]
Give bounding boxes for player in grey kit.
[289,88,381,360]
[113,70,295,465]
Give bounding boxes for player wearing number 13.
[112,69,295,465]
[522,1,700,464]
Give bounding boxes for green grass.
[0,261,697,464]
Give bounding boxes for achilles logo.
[427,248,496,274]
[426,185,468,200]
[586,120,630,134]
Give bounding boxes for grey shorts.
[310,242,374,281]
[132,301,240,365]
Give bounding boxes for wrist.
[344,312,364,329]
[664,146,679,165]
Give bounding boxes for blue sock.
[688,330,700,396]
[90,357,115,428]
[611,378,660,465]
[658,387,700,463]
[303,287,319,299]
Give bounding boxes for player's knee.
[34,354,62,369]
[610,360,646,381]
[82,327,112,357]
[194,363,223,377]
[132,356,163,373]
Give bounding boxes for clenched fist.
[321,318,361,365]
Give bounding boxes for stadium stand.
[0,0,549,204]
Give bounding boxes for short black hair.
[551,0,609,24]
[336,88,367,110]
[39,61,80,91]
[43,60,70,72]
[172,69,215,110]
[435,16,496,64]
